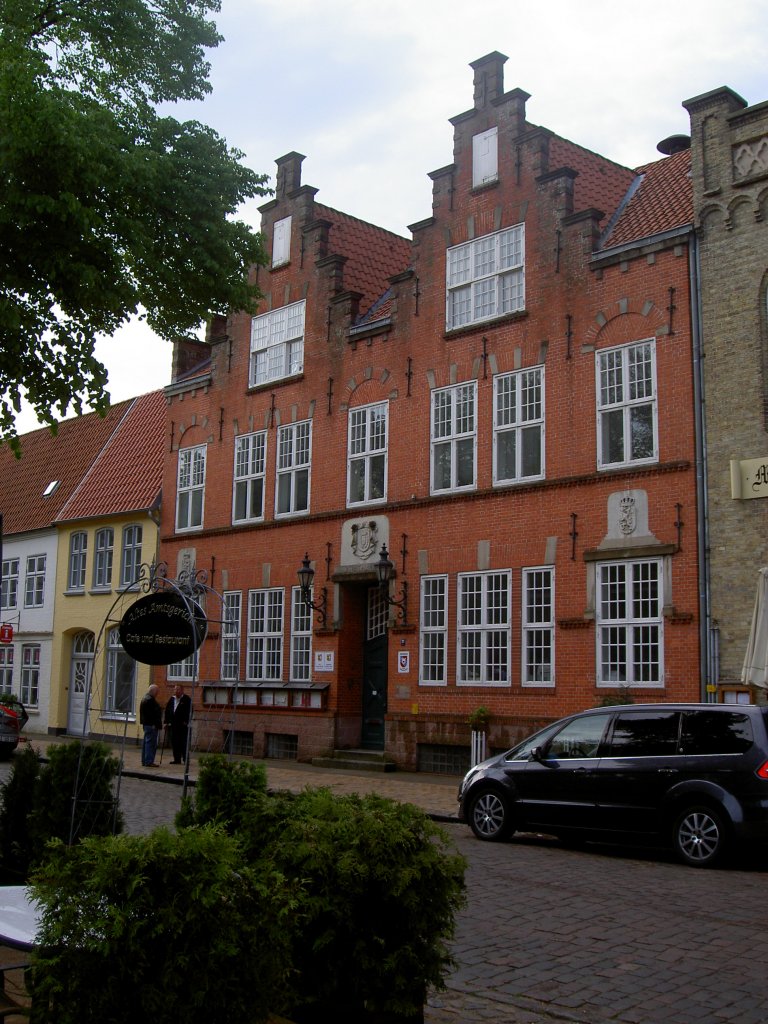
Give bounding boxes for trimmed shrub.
[29,825,299,1024]
[0,743,41,880]
[175,752,267,834]
[245,787,467,1023]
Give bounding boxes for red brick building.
[159,53,700,770]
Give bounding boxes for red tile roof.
[315,204,411,318]
[56,390,165,522]
[0,402,134,535]
[548,136,637,222]
[601,149,693,249]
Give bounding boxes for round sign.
[119,592,207,666]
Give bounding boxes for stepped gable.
[548,135,637,221]
[0,401,133,535]
[315,203,411,318]
[56,390,165,522]
[602,148,693,249]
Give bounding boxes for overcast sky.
[13,0,768,434]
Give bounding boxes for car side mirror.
[531,745,546,763]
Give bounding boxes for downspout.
[690,230,713,702]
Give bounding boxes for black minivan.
[457,703,768,867]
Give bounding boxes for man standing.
[164,684,192,764]
[139,684,163,767]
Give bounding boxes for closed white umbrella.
[741,567,768,689]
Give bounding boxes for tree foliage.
[0,0,270,452]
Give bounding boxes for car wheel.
[672,805,727,868]
[468,787,514,841]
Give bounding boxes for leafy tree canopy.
[0,0,270,452]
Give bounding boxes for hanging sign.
[119,592,207,665]
[0,625,13,644]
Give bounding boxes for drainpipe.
[690,231,712,702]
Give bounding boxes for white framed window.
[120,524,143,589]
[176,444,206,531]
[20,643,40,706]
[168,651,198,682]
[597,559,663,687]
[24,555,46,608]
[446,224,524,330]
[221,591,242,681]
[250,299,305,387]
[233,431,267,524]
[522,567,554,686]
[93,527,114,590]
[247,589,284,681]
[597,340,657,469]
[472,126,498,187]
[431,382,476,494]
[68,532,87,592]
[457,571,511,685]
[1,559,19,610]
[0,647,13,695]
[276,420,311,517]
[419,576,448,685]
[291,587,312,682]
[272,215,292,267]
[347,402,387,506]
[105,627,135,715]
[367,587,388,640]
[494,367,544,484]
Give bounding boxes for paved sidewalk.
[18,733,462,822]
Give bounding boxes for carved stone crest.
[351,520,379,561]
[619,495,637,536]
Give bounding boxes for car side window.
[546,713,612,759]
[605,711,680,757]
[505,723,561,761]
[680,711,753,754]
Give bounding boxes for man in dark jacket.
[164,684,192,764]
[139,684,163,767]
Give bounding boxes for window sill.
[64,589,85,597]
[444,309,528,339]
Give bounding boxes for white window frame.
[168,651,198,682]
[272,215,292,267]
[457,571,511,686]
[0,646,13,695]
[176,444,206,532]
[105,626,135,715]
[221,591,242,681]
[446,224,524,330]
[20,643,40,706]
[290,586,312,682]
[431,382,477,494]
[68,532,87,592]
[522,567,554,686]
[120,524,143,589]
[24,555,45,608]
[347,401,388,506]
[246,589,284,682]
[249,299,305,387]
[596,559,664,687]
[233,431,267,524]
[596,339,658,469]
[92,527,114,590]
[1,558,19,610]
[419,575,448,686]
[276,420,311,517]
[472,126,498,187]
[493,367,545,484]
